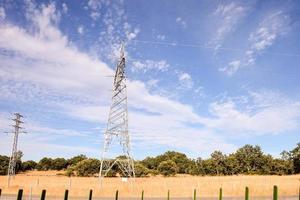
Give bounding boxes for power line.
[132,39,300,57]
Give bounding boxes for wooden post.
[89,189,93,200]
[0,188,2,197]
[219,188,222,200]
[141,190,144,200]
[273,185,278,200]
[64,189,69,200]
[115,190,119,200]
[17,189,23,200]
[245,187,249,200]
[40,190,46,200]
[167,190,170,200]
[193,189,196,200]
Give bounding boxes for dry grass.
[1,172,300,198]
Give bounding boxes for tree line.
[0,143,299,177]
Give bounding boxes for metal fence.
[0,186,299,200]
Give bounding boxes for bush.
[75,159,100,177]
[134,163,149,177]
[158,160,178,176]
[65,165,75,177]
[52,158,68,170]
[0,155,9,175]
[36,157,53,170]
[148,169,159,176]
[67,155,87,166]
[22,160,37,171]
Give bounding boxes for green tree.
[142,156,160,170]
[14,151,23,173]
[224,154,239,175]
[158,160,178,176]
[22,160,37,171]
[52,158,68,170]
[134,163,149,177]
[289,143,300,173]
[210,151,227,175]
[234,145,266,174]
[67,154,87,166]
[37,157,53,170]
[0,155,9,175]
[75,159,100,177]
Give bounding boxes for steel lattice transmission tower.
[99,44,135,179]
[7,113,25,184]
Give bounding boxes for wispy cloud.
[221,10,291,75]
[0,7,5,20]
[62,3,68,14]
[176,17,187,28]
[131,59,169,73]
[210,2,247,49]
[0,2,234,158]
[1,1,299,160]
[77,25,84,35]
[178,72,194,90]
[202,90,300,135]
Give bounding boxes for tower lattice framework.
[7,113,25,184]
[99,44,135,179]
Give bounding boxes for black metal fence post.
[64,189,69,200]
[89,189,93,200]
[17,189,23,200]
[115,190,119,200]
[40,189,46,200]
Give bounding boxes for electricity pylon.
[7,113,26,186]
[99,44,135,179]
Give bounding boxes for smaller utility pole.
[7,113,26,186]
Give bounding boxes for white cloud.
[222,11,291,75]
[178,72,194,89]
[157,34,166,40]
[0,2,234,158]
[131,59,169,73]
[62,3,68,14]
[124,22,140,40]
[91,1,140,63]
[211,2,247,48]
[0,7,5,20]
[202,90,300,135]
[147,79,159,87]
[77,25,84,35]
[219,60,241,75]
[1,2,299,160]
[250,11,290,51]
[87,0,109,20]
[176,17,187,28]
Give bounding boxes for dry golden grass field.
[1,171,300,198]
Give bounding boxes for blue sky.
[0,0,300,161]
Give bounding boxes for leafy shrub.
[22,160,37,171]
[158,160,178,176]
[75,159,100,177]
[0,155,9,175]
[134,163,149,177]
